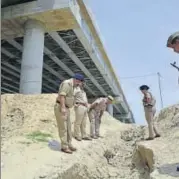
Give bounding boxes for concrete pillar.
[121,118,126,123]
[20,19,45,94]
[107,104,113,116]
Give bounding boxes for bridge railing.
[81,18,134,118]
[70,0,133,121]
[69,0,119,94]
[81,15,119,95]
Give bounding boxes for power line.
[120,73,157,80]
[119,72,164,109]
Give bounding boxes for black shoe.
[146,137,154,141]
[82,136,92,140]
[91,136,98,139]
[61,148,73,154]
[75,137,82,141]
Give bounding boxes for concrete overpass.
[1,0,135,123]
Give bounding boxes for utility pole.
[157,72,164,109]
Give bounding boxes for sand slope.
[1,94,179,179]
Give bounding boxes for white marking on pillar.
[107,104,113,116]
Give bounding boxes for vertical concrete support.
[121,118,126,123]
[20,20,45,94]
[107,104,113,116]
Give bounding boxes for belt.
[56,100,69,108]
[144,104,153,107]
[76,102,86,107]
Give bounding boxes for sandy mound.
[1,94,179,179]
[132,104,179,179]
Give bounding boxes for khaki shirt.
[57,78,74,108]
[74,86,88,104]
[143,92,156,108]
[92,97,108,112]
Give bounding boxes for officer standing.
[88,95,114,139]
[139,85,160,140]
[74,81,92,141]
[166,31,179,53]
[166,31,179,84]
[166,31,179,171]
[54,73,84,154]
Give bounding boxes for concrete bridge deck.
[1,0,135,123]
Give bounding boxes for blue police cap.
[73,73,84,81]
[139,85,149,90]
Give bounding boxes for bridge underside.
[1,0,135,123]
[1,29,124,117]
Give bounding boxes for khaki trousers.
[54,103,72,149]
[144,107,159,138]
[74,105,88,139]
[88,109,101,137]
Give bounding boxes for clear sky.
[84,0,179,124]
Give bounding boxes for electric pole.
[157,72,164,109]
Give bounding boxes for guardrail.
[80,16,135,119]
[69,0,134,118]
[70,0,119,94]
[80,15,119,94]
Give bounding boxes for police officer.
[167,31,179,84]
[166,32,179,171]
[88,95,114,139]
[166,31,179,53]
[74,81,92,141]
[139,85,160,140]
[54,73,84,154]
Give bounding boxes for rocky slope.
[1,94,179,179]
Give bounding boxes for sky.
[84,0,179,125]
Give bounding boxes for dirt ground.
[1,94,179,179]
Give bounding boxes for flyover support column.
[20,20,45,94]
[121,118,126,123]
[107,104,113,116]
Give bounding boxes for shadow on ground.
[48,140,61,151]
[158,163,179,177]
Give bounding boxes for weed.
[26,131,53,143]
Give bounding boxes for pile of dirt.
[132,104,179,179]
[1,94,179,179]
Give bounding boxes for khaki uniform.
[54,79,75,149]
[143,92,160,138]
[88,97,108,137]
[74,86,88,139]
